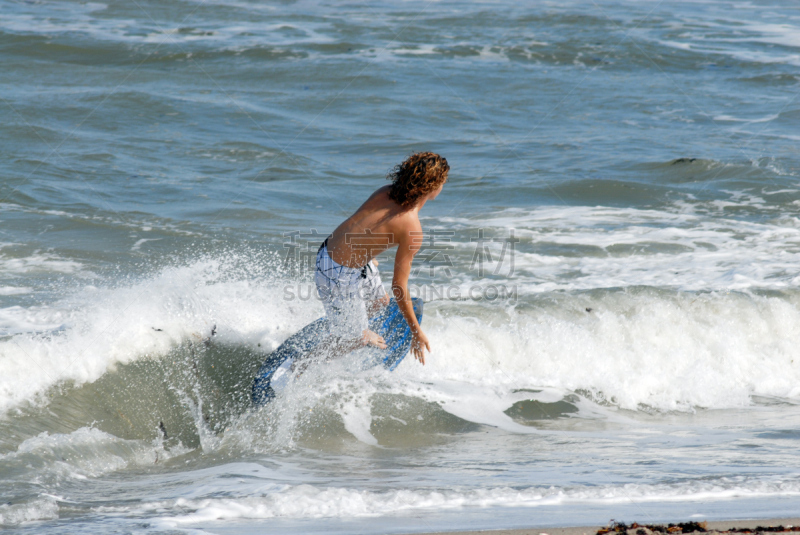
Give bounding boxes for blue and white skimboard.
[251,298,423,404]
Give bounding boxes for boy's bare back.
[326,185,422,269]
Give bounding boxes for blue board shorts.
[315,238,387,339]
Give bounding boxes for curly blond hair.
[386,152,449,208]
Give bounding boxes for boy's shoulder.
[363,185,421,229]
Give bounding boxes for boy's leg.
[314,244,384,355]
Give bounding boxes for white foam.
[2,218,799,422]
[0,252,85,276]
[645,15,800,67]
[338,390,379,446]
[0,286,31,296]
[392,45,439,56]
[733,21,800,50]
[0,203,198,238]
[0,3,334,48]
[2,426,190,482]
[0,256,312,414]
[0,496,58,526]
[397,291,800,412]
[432,205,800,292]
[137,477,800,526]
[131,237,162,251]
[714,113,779,123]
[221,288,800,450]
[0,305,68,336]
[4,254,798,424]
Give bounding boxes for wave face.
[2,252,799,427]
[3,0,800,531]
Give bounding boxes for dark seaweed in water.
[597,522,800,534]
[598,521,709,534]
[727,529,800,534]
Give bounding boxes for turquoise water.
[2,0,800,532]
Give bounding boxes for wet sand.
[408,518,800,535]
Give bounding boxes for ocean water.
[2,0,800,532]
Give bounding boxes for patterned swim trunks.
[314,238,386,339]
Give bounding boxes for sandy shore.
[404,518,800,535]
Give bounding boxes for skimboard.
[251,298,423,405]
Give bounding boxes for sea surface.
[2,0,800,532]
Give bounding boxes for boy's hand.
[411,330,430,365]
[362,329,387,349]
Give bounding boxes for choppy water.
[2,0,800,532]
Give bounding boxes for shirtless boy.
[314,152,449,365]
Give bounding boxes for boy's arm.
[392,228,430,364]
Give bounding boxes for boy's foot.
[362,329,387,349]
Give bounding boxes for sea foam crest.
[0,256,306,414]
[2,249,799,421]
[403,291,800,412]
[138,477,800,526]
